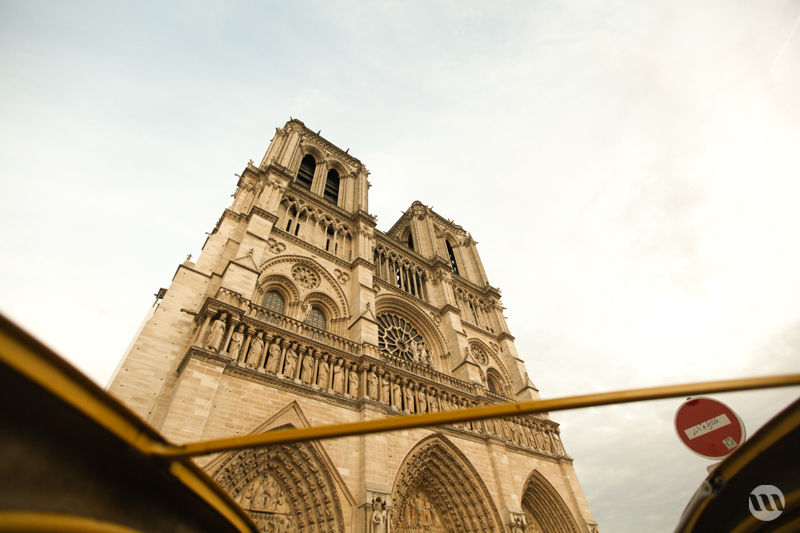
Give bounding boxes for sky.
[2,1,800,531]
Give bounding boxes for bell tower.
[108,119,599,533]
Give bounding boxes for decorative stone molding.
[333,268,350,284]
[521,470,581,533]
[391,434,503,533]
[267,237,287,254]
[212,435,346,533]
[291,263,321,289]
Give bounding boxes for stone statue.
[283,343,298,378]
[370,497,387,533]
[418,341,428,362]
[381,376,390,403]
[205,313,227,352]
[428,392,438,412]
[265,338,281,374]
[347,368,359,396]
[317,359,329,389]
[367,371,378,399]
[299,301,312,322]
[417,389,427,413]
[332,360,344,393]
[246,331,264,369]
[228,324,244,361]
[404,387,415,413]
[301,352,314,383]
[392,381,402,409]
[409,339,421,362]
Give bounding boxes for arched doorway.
[211,437,345,533]
[392,434,503,532]
[521,470,580,533]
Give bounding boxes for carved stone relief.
[334,268,350,284]
[213,440,345,533]
[291,263,321,289]
[392,435,502,533]
[267,237,286,254]
[397,489,446,532]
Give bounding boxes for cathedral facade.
[108,119,598,533]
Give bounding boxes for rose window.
[378,313,429,365]
[291,264,320,289]
[470,344,489,366]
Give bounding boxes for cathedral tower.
[108,119,598,533]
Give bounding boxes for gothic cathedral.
[107,119,598,533]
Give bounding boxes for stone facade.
[107,119,599,533]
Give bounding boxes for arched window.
[486,369,508,397]
[407,232,415,251]
[445,240,459,275]
[296,155,316,190]
[487,374,501,395]
[323,169,340,204]
[305,307,326,330]
[261,290,285,314]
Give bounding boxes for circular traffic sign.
[674,397,746,459]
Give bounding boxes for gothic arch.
[325,158,349,179]
[303,291,343,321]
[258,254,350,318]
[485,367,510,397]
[253,274,300,307]
[375,294,447,365]
[296,143,325,171]
[392,433,503,533]
[521,470,580,533]
[469,339,514,396]
[211,425,346,533]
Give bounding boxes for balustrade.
[191,300,568,457]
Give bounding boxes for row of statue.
[200,313,565,455]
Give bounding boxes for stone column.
[293,346,305,383]
[220,320,237,357]
[276,340,289,378]
[310,349,321,388]
[360,364,369,399]
[238,328,253,366]
[257,333,273,372]
[191,314,212,348]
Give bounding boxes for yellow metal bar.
[0,512,145,533]
[149,373,800,459]
[0,314,259,533]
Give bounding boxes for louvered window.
[446,240,459,275]
[296,155,316,189]
[323,169,340,204]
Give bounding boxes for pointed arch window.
[446,240,459,275]
[323,169,340,204]
[407,232,415,251]
[296,155,316,190]
[261,290,285,314]
[305,307,326,331]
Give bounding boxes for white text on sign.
[684,413,732,440]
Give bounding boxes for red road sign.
[675,397,746,459]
